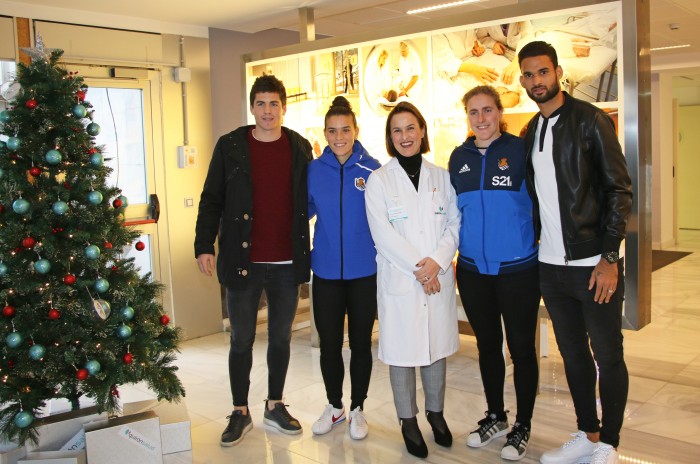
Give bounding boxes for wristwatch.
[602,251,620,264]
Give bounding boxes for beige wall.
[0,18,221,339]
[678,105,700,230]
[651,73,677,249]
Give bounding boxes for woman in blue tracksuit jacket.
[307,96,381,440]
[448,86,540,461]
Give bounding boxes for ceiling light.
[650,44,691,51]
[407,0,481,15]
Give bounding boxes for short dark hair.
[518,40,559,69]
[249,74,286,107]
[324,96,357,130]
[385,102,430,157]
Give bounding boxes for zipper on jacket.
[339,164,344,280]
[479,151,488,267]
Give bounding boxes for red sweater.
[248,129,293,262]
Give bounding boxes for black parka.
[194,126,313,289]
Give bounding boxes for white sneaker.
[540,431,598,464]
[312,404,345,435]
[591,443,618,464]
[348,406,368,440]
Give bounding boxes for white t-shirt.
[532,113,600,266]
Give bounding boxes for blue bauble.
[0,262,7,276]
[12,198,30,214]
[52,200,69,215]
[29,344,46,360]
[89,153,103,167]
[85,359,101,375]
[45,149,62,165]
[72,104,87,118]
[34,259,51,274]
[84,245,101,260]
[0,110,10,123]
[87,122,101,136]
[6,136,20,150]
[117,324,132,339]
[13,411,33,428]
[6,332,23,348]
[94,278,110,293]
[87,190,103,205]
[118,195,129,207]
[120,306,135,320]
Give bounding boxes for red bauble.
[29,167,42,177]
[7,360,14,369]
[159,314,170,325]
[103,241,113,249]
[2,305,16,318]
[112,198,123,208]
[88,147,97,155]
[76,90,86,102]
[22,237,36,249]
[48,308,60,320]
[63,182,71,190]
[63,274,76,285]
[76,368,89,380]
[111,265,118,272]
[25,98,37,109]
[123,353,134,364]
[135,241,145,251]
[12,247,21,254]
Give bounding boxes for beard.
[525,81,560,104]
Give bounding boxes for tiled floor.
[124,230,700,463]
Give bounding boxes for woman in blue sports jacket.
[307,96,381,440]
[448,85,540,461]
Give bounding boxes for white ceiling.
[2,0,700,79]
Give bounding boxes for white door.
[66,65,173,313]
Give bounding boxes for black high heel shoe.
[426,410,453,447]
[400,417,428,458]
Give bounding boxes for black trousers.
[539,262,628,448]
[456,264,540,426]
[312,274,377,411]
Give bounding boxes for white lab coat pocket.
[380,260,414,296]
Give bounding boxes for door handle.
[149,194,160,223]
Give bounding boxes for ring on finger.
[607,289,614,293]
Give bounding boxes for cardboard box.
[122,400,191,455]
[161,451,192,464]
[18,450,86,464]
[0,446,26,464]
[27,407,107,453]
[84,411,162,464]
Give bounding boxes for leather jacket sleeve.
[592,110,633,254]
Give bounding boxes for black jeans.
[456,265,540,426]
[226,263,300,407]
[312,274,377,411]
[539,261,628,448]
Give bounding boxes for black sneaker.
[501,422,530,461]
[263,400,302,435]
[466,411,509,448]
[220,410,253,446]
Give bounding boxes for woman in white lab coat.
[365,102,461,458]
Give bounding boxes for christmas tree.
[0,37,184,444]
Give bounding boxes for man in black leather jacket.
[518,41,632,464]
[195,75,312,446]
